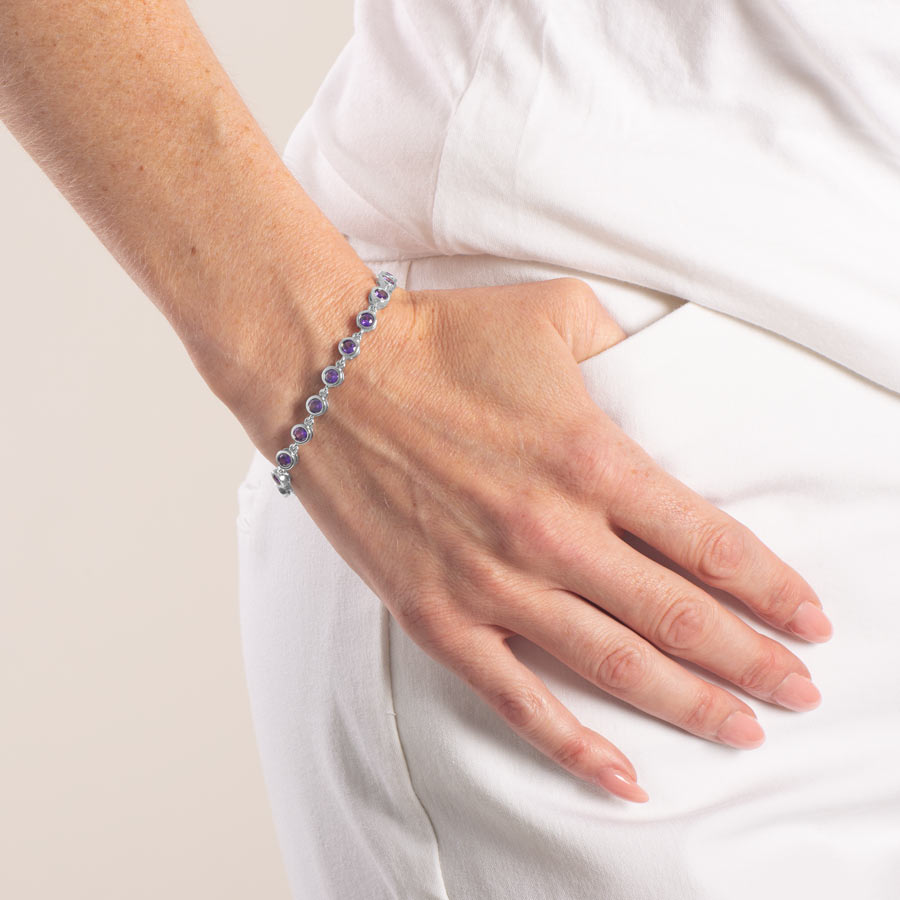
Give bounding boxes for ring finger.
[500,585,768,749]
[555,528,821,712]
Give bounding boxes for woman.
[3,1,898,897]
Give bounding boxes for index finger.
[603,446,833,643]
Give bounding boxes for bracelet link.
[270,272,397,496]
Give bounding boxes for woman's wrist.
[204,254,380,452]
[0,0,377,435]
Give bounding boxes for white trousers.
[236,252,900,899]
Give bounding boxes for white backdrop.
[0,2,353,896]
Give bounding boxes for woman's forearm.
[0,0,373,420]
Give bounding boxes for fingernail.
[772,672,822,711]
[786,601,833,642]
[593,768,650,803]
[717,711,766,749]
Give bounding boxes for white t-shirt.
[283,0,900,395]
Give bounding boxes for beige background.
[0,2,352,896]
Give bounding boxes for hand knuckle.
[592,640,648,691]
[551,732,593,772]
[735,642,781,695]
[679,684,718,734]
[555,276,594,298]
[449,551,519,614]
[553,426,615,498]
[390,583,435,632]
[760,568,805,623]
[693,519,746,582]
[654,593,712,651]
[500,500,568,565]
[494,685,548,731]
[390,584,456,647]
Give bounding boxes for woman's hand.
[0,0,831,807]
[248,276,832,803]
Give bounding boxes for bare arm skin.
[1,0,832,804]
[0,0,372,437]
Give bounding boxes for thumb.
[538,277,627,364]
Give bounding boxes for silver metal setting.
[271,468,292,495]
[306,394,328,416]
[275,447,298,470]
[273,272,396,495]
[369,286,391,309]
[322,364,344,386]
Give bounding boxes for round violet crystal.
[358,311,375,329]
[276,450,294,468]
[340,338,357,355]
[322,366,342,386]
[291,424,310,443]
[370,286,390,308]
[307,396,324,415]
[271,468,293,496]
[378,271,397,287]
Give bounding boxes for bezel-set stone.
[271,468,292,495]
[369,286,390,309]
[322,365,344,386]
[274,275,396,495]
[357,309,376,331]
[275,448,297,469]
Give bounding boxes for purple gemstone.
[324,368,340,385]
[340,339,357,354]
[373,288,388,302]
[359,311,375,328]
[291,425,309,442]
[308,397,323,414]
[379,272,397,286]
[276,451,293,467]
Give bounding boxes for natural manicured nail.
[772,672,822,711]
[593,768,650,803]
[786,601,833,642]
[717,711,766,749]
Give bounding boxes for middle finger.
[546,528,822,712]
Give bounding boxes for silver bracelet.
[270,270,398,496]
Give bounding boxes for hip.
[236,250,900,898]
